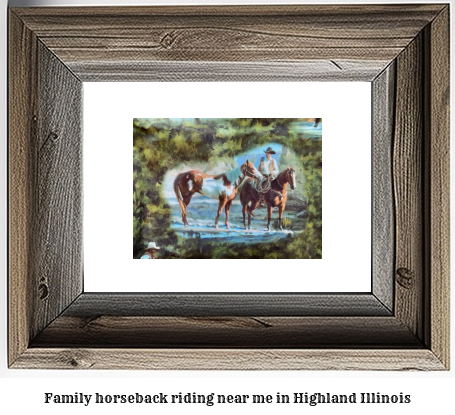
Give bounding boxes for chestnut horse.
[240,167,297,231]
[173,160,262,229]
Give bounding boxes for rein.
[256,176,272,193]
[256,170,290,199]
[233,165,254,188]
[232,171,245,188]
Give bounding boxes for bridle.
[268,168,296,200]
[233,163,258,189]
[276,168,296,191]
[242,163,258,179]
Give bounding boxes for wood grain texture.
[70,60,387,82]
[425,6,450,368]
[32,42,83,339]
[8,11,38,366]
[8,4,450,370]
[31,316,421,348]
[11,5,445,82]
[372,63,395,312]
[62,293,391,317]
[9,13,84,366]
[13,349,445,371]
[393,35,424,340]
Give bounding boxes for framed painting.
[132,117,321,259]
[8,4,449,370]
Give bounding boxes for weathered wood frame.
[8,5,449,370]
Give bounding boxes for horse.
[240,167,297,231]
[173,160,262,229]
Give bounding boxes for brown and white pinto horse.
[173,160,262,229]
[240,167,297,231]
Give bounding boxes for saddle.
[255,176,286,200]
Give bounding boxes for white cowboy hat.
[146,242,160,250]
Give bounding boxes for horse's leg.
[266,204,273,231]
[182,193,193,226]
[247,194,257,217]
[175,174,194,226]
[242,202,248,230]
[278,204,285,230]
[248,199,259,230]
[215,198,227,228]
[224,200,233,229]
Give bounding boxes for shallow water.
[169,195,304,244]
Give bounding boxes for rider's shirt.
[257,157,279,176]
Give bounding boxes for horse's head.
[242,160,263,180]
[287,167,297,190]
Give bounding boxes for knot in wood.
[160,31,180,49]
[396,267,414,289]
[60,350,94,369]
[48,131,59,142]
[38,281,49,300]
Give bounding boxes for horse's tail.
[173,173,187,216]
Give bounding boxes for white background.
[1,0,454,414]
[84,82,371,292]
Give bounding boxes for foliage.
[273,217,292,230]
[133,118,322,259]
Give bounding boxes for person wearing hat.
[256,147,280,206]
[257,147,280,177]
[141,242,160,259]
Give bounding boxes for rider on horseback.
[257,147,279,206]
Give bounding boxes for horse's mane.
[212,165,244,186]
[274,168,288,181]
[272,168,295,187]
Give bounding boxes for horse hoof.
[214,225,218,229]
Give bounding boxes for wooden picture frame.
[9,4,449,370]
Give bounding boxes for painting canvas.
[133,118,322,259]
